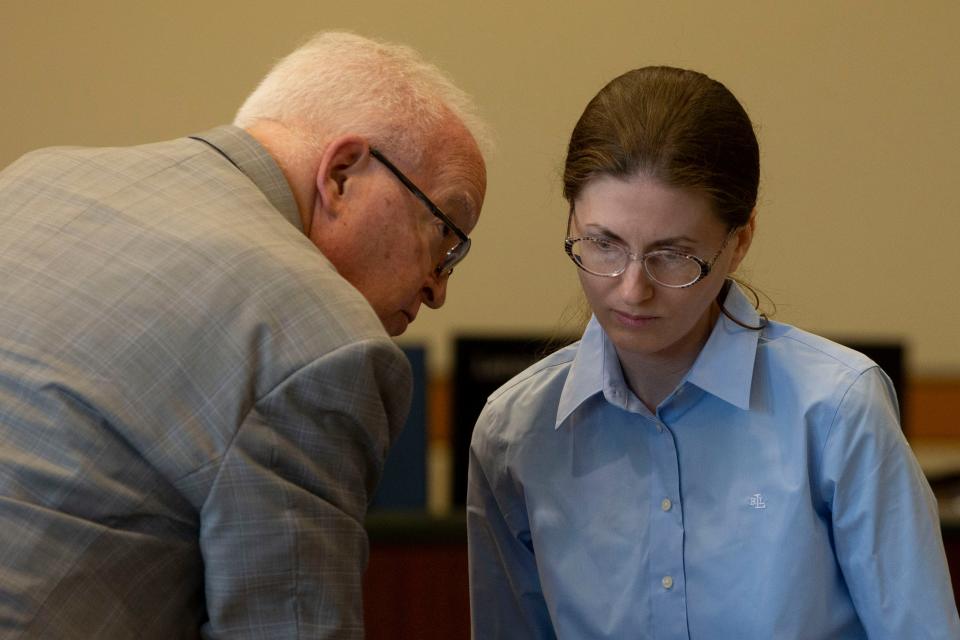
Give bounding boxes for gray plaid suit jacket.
[0,126,412,638]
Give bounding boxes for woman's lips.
[613,309,659,327]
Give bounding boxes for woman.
[466,66,959,639]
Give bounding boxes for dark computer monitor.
[451,335,576,506]
[370,345,428,510]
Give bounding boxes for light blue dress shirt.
[467,283,960,639]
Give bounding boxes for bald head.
[235,31,491,166]
[237,32,490,336]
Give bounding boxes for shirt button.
[661,498,672,512]
[662,576,673,590]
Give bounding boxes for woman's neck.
[620,356,691,413]
[617,302,719,412]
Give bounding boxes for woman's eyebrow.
[647,235,699,249]
[580,223,698,248]
[579,223,626,243]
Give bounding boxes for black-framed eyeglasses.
[564,219,738,288]
[369,148,471,277]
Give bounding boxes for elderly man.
[0,32,487,638]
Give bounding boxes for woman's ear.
[727,210,756,273]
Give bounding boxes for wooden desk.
[364,513,469,640]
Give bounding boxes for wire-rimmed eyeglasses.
[564,227,737,288]
[369,148,471,277]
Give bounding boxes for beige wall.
[3,1,958,377]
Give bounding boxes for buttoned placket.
[647,408,689,639]
[604,376,693,638]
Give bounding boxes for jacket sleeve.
[822,366,960,640]
[198,338,411,639]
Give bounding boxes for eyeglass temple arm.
[369,147,469,243]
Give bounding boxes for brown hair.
[563,66,759,228]
[563,66,769,329]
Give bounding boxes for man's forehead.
[431,156,485,223]
[445,191,480,227]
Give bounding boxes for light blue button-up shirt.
[467,284,959,639]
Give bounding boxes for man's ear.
[727,210,756,274]
[314,135,370,217]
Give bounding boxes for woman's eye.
[658,251,688,262]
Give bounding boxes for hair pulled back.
[563,66,758,228]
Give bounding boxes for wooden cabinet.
[364,513,470,639]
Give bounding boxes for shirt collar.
[189,125,302,231]
[555,315,614,428]
[684,282,761,411]
[554,282,761,428]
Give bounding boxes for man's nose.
[421,271,448,309]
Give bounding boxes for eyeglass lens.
[436,237,471,276]
[569,238,704,286]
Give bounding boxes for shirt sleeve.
[821,366,960,639]
[197,338,411,639]
[467,405,556,640]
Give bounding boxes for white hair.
[234,31,492,163]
